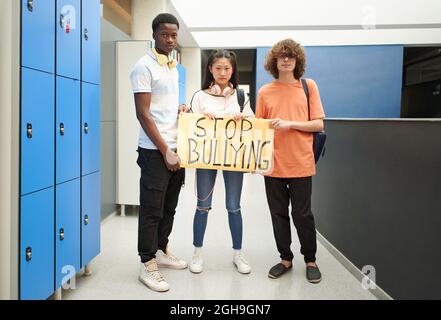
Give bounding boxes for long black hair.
[202,50,239,90]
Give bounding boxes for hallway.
[63,169,377,300]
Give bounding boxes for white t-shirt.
[129,50,179,150]
[190,90,254,117]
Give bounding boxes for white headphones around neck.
[209,82,234,97]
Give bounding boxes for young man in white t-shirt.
[129,13,189,293]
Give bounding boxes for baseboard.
[316,231,393,300]
[101,210,119,225]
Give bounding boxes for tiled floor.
[63,169,377,300]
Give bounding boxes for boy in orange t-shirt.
[256,39,325,283]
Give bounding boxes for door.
[21,68,55,195]
[56,0,81,79]
[21,0,55,73]
[56,76,80,184]
[81,0,100,84]
[81,172,101,267]
[81,82,100,175]
[55,178,80,289]
[20,187,54,300]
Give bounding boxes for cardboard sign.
[177,113,274,173]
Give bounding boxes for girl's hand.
[233,113,247,121]
[204,112,216,120]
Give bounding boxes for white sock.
[234,249,242,257]
[194,247,202,255]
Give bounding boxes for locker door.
[81,0,100,84]
[56,76,80,184]
[56,178,80,289]
[81,172,101,267]
[56,0,81,79]
[21,68,55,195]
[20,187,54,300]
[177,64,186,105]
[21,0,55,73]
[82,82,100,175]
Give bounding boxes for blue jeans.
[193,169,244,250]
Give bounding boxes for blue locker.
[81,0,100,84]
[56,178,80,289]
[20,187,54,300]
[21,68,55,195]
[177,64,186,105]
[21,0,55,73]
[82,82,100,175]
[81,172,101,267]
[56,76,80,184]
[56,0,81,79]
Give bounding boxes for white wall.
[132,0,167,40]
[101,18,132,218]
[0,0,12,300]
[115,41,150,206]
[0,0,19,300]
[192,28,441,47]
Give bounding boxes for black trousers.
[137,148,185,263]
[264,176,317,263]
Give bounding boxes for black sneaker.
[306,265,322,283]
[268,263,292,279]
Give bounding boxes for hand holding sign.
[271,118,292,129]
[179,104,190,114]
[177,113,274,173]
[164,148,181,172]
[233,113,248,121]
[203,112,216,120]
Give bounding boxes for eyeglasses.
[278,55,296,60]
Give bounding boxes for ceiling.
[168,0,441,48]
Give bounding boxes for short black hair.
[152,13,179,33]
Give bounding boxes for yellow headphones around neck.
[152,48,178,69]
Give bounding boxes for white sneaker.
[156,247,188,270]
[189,248,203,274]
[139,259,169,292]
[233,252,252,274]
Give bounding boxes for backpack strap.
[236,88,245,112]
[301,78,310,121]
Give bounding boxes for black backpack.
[301,78,327,163]
[236,88,245,112]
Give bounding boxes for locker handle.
[60,14,66,30]
[25,247,32,262]
[84,28,89,41]
[26,123,33,139]
[84,123,89,134]
[27,0,33,12]
[59,228,65,241]
[84,214,89,226]
[60,123,65,136]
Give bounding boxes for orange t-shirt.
[256,79,325,178]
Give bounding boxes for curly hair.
[264,39,306,80]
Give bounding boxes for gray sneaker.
[306,265,322,283]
